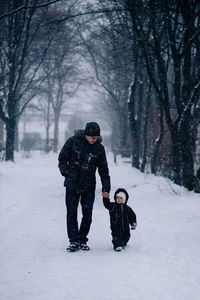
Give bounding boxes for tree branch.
[0,97,9,123]
[43,8,127,26]
[0,0,61,20]
[179,26,200,58]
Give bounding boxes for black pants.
[65,188,95,244]
[112,231,130,248]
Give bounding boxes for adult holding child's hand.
[102,192,110,198]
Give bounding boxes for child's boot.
[114,246,123,252]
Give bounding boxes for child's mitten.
[131,223,137,230]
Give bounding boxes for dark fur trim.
[74,129,85,137]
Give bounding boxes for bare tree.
[76,5,134,153]
[124,0,200,190]
[0,1,54,160]
[0,0,79,161]
[40,17,82,152]
[90,0,200,191]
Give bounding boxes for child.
[103,188,137,251]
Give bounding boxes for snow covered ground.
[1,151,200,300]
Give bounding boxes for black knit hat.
[85,122,100,136]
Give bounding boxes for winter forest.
[1,1,200,300]
[0,0,200,191]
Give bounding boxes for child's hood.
[114,188,129,204]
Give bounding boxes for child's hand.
[131,223,137,230]
[102,192,109,198]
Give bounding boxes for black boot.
[66,242,80,252]
[80,243,90,251]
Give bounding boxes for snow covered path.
[1,152,200,300]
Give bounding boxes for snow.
[1,152,200,300]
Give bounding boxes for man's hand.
[102,192,109,198]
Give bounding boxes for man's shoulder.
[65,134,82,144]
[63,136,74,145]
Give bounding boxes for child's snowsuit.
[103,188,137,248]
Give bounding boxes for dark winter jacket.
[103,188,137,234]
[58,130,110,193]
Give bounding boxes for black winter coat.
[58,130,110,193]
[103,188,137,234]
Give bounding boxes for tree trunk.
[141,90,151,173]
[5,118,16,161]
[170,125,182,185]
[53,113,59,153]
[151,106,164,174]
[137,79,144,159]
[44,98,51,153]
[0,118,4,145]
[140,110,148,173]
[179,116,196,190]
[128,82,140,169]
[45,126,50,153]
[120,111,129,157]
[14,117,19,152]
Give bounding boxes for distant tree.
[77,6,134,153]
[68,114,85,135]
[0,0,79,160]
[40,20,81,152]
[0,1,56,160]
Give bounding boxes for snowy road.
[1,152,200,300]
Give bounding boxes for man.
[58,122,110,252]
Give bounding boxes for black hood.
[114,188,129,204]
[74,129,102,143]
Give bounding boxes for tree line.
[80,0,200,192]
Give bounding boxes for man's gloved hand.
[131,223,137,230]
